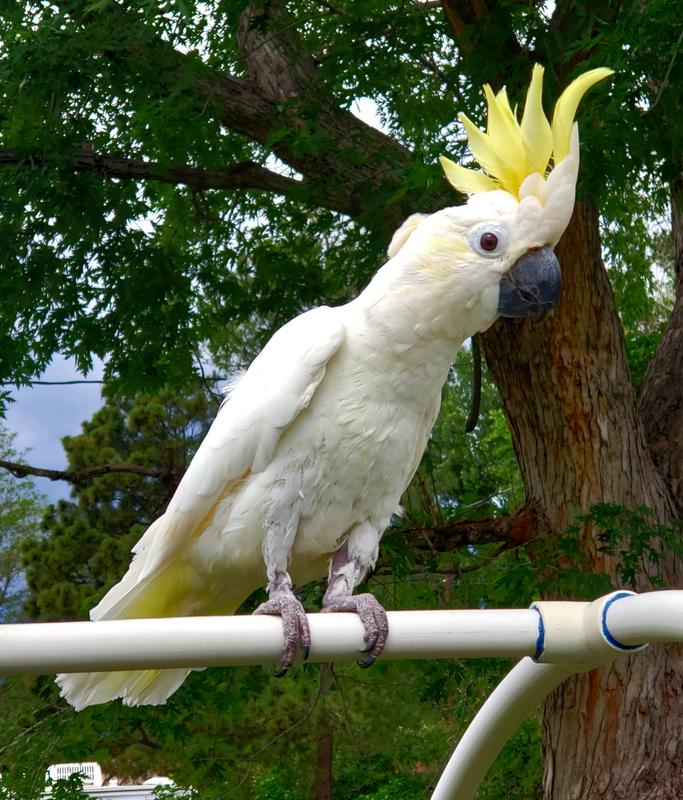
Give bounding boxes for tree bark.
[482,203,675,531]
[639,175,683,514]
[481,203,683,799]
[440,4,683,794]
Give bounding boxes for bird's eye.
[468,224,508,257]
[480,232,499,252]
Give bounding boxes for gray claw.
[322,592,388,667]
[253,590,311,674]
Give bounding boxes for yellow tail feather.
[57,561,246,709]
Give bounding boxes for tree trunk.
[311,710,333,800]
[639,175,683,514]
[481,202,683,798]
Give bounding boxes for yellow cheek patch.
[417,234,470,278]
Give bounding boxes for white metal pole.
[430,658,577,800]
[0,609,540,675]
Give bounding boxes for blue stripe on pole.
[531,605,545,661]
[601,592,646,651]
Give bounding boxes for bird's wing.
[135,305,345,580]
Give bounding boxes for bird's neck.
[347,256,494,361]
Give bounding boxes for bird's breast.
[189,332,453,587]
[281,342,448,558]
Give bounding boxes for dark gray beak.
[497,246,561,320]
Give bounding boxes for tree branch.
[440,0,532,82]
[0,459,166,484]
[373,511,532,580]
[403,502,535,554]
[0,148,303,198]
[410,541,512,576]
[79,1,431,230]
[26,0,448,231]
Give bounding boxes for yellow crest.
[440,65,613,199]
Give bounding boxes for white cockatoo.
[58,65,612,709]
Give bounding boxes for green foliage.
[1,0,679,395]
[0,773,89,800]
[0,1,387,394]
[578,504,683,589]
[525,534,614,602]
[510,503,683,599]
[477,718,542,800]
[21,387,212,620]
[624,323,667,391]
[48,775,91,800]
[403,347,523,532]
[0,425,44,621]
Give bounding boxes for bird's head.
[386,65,612,339]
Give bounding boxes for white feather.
[135,305,345,581]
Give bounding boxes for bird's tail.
[56,556,243,710]
[56,663,195,711]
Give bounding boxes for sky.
[4,355,104,504]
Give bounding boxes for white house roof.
[44,763,179,800]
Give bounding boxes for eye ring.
[468,224,509,257]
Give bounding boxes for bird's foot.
[322,592,388,668]
[254,588,311,677]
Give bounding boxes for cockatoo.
[58,65,612,709]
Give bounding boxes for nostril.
[518,288,538,303]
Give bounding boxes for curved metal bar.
[431,590,683,800]
[430,658,576,800]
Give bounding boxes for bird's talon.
[252,584,310,674]
[323,591,388,667]
[360,638,377,654]
[302,644,310,661]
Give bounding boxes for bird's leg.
[322,523,388,668]
[253,571,311,677]
[255,496,310,676]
